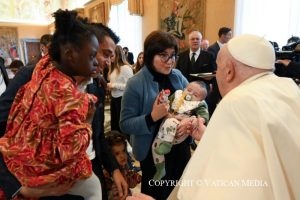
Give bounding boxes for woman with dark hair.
[0,9,101,199]
[132,52,144,74]
[120,31,192,199]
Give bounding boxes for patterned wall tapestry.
[0,27,19,66]
[160,0,206,51]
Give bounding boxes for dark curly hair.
[91,23,120,45]
[106,130,127,149]
[49,9,95,62]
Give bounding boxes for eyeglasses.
[158,53,177,63]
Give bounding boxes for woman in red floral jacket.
[0,9,101,200]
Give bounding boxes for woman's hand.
[151,94,170,122]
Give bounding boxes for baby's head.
[184,81,207,101]
[106,131,128,168]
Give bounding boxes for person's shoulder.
[126,68,142,84]
[170,68,188,82]
[208,42,218,48]
[45,69,76,94]
[122,64,133,71]
[171,68,183,75]
[18,64,35,74]
[178,49,189,56]
[128,67,151,84]
[201,49,214,57]
[207,42,218,51]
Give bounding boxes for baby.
[152,81,209,180]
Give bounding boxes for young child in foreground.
[152,81,209,180]
[105,131,142,200]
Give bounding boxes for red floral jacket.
[0,56,97,189]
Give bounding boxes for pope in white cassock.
[128,34,300,200]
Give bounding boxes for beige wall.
[141,0,235,47]
[0,22,49,62]
[142,0,159,43]
[204,0,235,43]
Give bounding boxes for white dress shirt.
[190,48,201,62]
[0,70,6,96]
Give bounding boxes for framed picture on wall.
[0,27,20,66]
[159,0,206,52]
[21,38,41,65]
[84,0,106,24]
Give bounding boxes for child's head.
[106,131,128,168]
[49,9,99,78]
[185,81,207,101]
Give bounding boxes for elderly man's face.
[216,46,230,97]
[189,31,202,52]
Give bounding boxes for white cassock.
[171,72,300,200]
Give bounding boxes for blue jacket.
[120,66,188,161]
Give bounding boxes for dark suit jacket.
[176,49,216,82]
[0,62,9,88]
[286,61,300,79]
[207,42,220,60]
[207,42,223,115]
[127,52,134,65]
[0,66,118,200]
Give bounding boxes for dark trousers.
[92,158,108,200]
[110,96,122,132]
[140,139,191,200]
[110,96,130,141]
[206,78,221,116]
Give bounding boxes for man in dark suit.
[0,24,128,200]
[176,30,216,150]
[123,46,134,65]
[208,27,232,60]
[0,57,9,96]
[206,27,232,115]
[276,59,300,79]
[176,30,216,83]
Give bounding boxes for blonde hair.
[109,45,130,75]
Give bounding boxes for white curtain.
[108,0,142,62]
[234,0,300,48]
